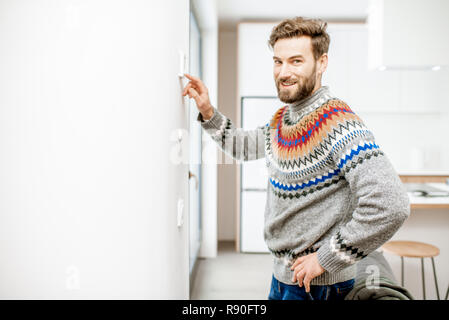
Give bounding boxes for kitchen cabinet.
[238,22,448,114]
[367,0,449,69]
[324,24,447,114]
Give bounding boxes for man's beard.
[276,65,317,104]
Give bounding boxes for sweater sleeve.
[197,106,268,161]
[316,109,410,274]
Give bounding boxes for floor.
[190,241,273,300]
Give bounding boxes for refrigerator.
[239,96,282,253]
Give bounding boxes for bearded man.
[182,16,410,301]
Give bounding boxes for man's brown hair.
[268,17,330,61]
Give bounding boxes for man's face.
[273,36,322,104]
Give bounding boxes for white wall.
[0,0,190,299]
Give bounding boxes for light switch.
[177,198,184,227]
[178,50,187,78]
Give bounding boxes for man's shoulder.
[320,97,352,111]
[321,98,377,154]
[318,97,366,123]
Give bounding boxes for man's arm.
[196,105,267,161]
[316,110,410,274]
[184,73,267,161]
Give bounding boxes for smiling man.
[273,44,320,104]
[183,16,410,301]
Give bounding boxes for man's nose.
[279,63,293,79]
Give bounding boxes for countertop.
[406,183,449,208]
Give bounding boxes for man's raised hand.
[182,73,213,117]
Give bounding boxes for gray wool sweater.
[196,86,410,285]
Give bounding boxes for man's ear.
[318,53,328,74]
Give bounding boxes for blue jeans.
[268,274,355,300]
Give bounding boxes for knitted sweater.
[197,86,410,285]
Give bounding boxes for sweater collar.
[286,86,333,123]
[287,86,331,114]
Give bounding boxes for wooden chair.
[381,240,440,300]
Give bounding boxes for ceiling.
[217,0,370,30]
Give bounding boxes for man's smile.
[280,80,298,88]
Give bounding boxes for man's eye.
[274,60,281,65]
[293,60,302,63]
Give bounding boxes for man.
[182,16,410,300]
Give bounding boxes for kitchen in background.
[231,0,449,300]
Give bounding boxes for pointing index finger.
[184,73,199,81]
[184,73,201,83]
[184,73,207,92]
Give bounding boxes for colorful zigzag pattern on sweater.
[265,98,384,199]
